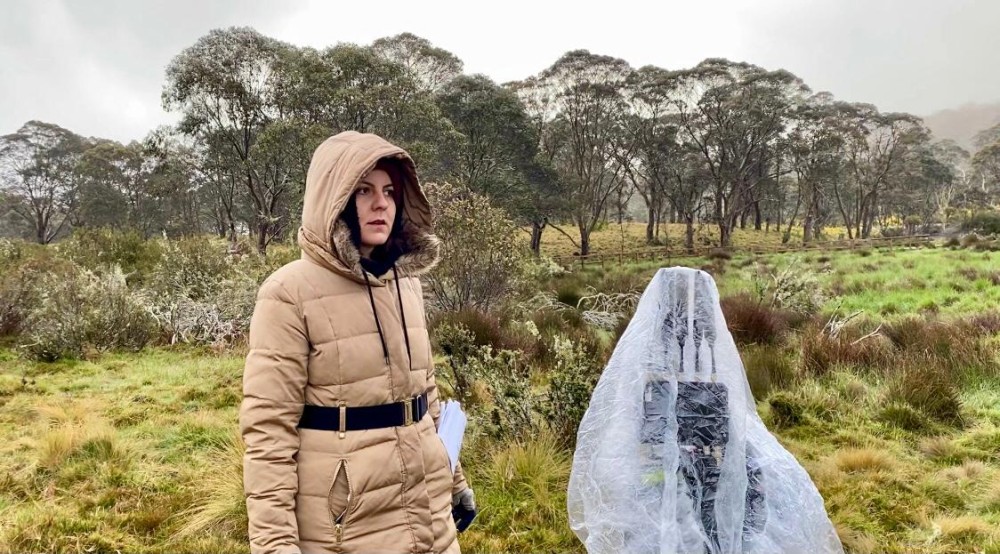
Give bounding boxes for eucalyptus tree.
[834,103,926,238]
[787,93,851,242]
[518,50,633,256]
[371,32,463,93]
[163,27,294,252]
[666,59,809,246]
[0,121,86,243]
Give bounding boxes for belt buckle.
[338,402,347,439]
[403,399,414,426]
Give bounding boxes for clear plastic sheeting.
[568,267,843,554]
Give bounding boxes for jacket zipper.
[330,459,352,546]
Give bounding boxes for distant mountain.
[922,102,1000,151]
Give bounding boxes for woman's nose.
[373,191,389,210]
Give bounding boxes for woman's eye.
[384,188,395,197]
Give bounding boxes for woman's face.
[355,168,396,256]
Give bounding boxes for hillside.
[923,101,1000,150]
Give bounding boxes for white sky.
[2,0,998,143]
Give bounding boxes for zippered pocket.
[328,459,353,546]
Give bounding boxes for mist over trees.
[3,26,1000,254]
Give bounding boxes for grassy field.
[531,221,853,258]
[2,237,1000,553]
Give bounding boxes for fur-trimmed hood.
[296,131,440,285]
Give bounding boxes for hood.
[296,131,440,285]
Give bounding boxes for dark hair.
[340,157,407,253]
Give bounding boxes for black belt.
[298,393,428,433]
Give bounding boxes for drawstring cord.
[362,266,413,370]
[393,265,412,370]
[362,269,391,365]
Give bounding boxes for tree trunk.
[530,220,545,256]
[35,218,46,244]
[719,224,732,248]
[685,216,695,252]
[579,223,591,257]
[646,205,655,243]
[256,223,268,255]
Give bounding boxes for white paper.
[437,400,467,473]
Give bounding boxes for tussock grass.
[721,293,791,346]
[460,429,578,552]
[173,429,247,540]
[933,515,996,545]
[833,448,898,473]
[742,344,797,399]
[978,481,1000,512]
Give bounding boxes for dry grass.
[933,515,995,542]
[800,322,895,376]
[978,481,1000,512]
[834,523,880,554]
[173,428,247,540]
[918,436,964,463]
[832,448,898,474]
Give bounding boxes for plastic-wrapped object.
[568,267,843,554]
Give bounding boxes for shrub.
[961,211,1000,236]
[431,322,479,406]
[720,293,789,346]
[146,236,232,301]
[960,233,982,249]
[555,283,583,308]
[22,265,159,360]
[748,257,825,315]
[143,269,258,348]
[541,336,602,447]
[708,248,732,261]
[432,309,506,350]
[520,255,567,283]
[469,346,536,442]
[422,182,527,313]
[55,228,162,284]
[0,253,77,336]
[879,226,905,238]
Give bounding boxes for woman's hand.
[451,487,477,532]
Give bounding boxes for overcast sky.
[2,0,999,143]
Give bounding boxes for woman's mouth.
[368,220,387,227]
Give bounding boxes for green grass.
[0,346,247,553]
[553,243,1000,317]
[3,237,1000,552]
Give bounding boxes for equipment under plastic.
[568,267,843,554]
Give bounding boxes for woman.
[240,131,473,554]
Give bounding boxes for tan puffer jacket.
[240,131,467,554]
